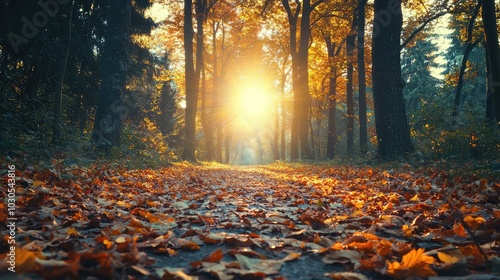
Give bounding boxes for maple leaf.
[386,248,437,279]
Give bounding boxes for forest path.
[1,163,499,279]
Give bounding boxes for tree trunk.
[297,0,313,159]
[309,102,315,157]
[326,72,337,160]
[485,41,494,120]
[453,0,482,117]
[281,0,299,161]
[326,38,337,160]
[71,93,81,127]
[216,126,223,162]
[80,92,91,132]
[372,0,414,159]
[201,56,214,160]
[280,72,287,160]
[315,110,322,158]
[326,37,341,160]
[91,0,130,148]
[182,0,199,161]
[224,131,231,164]
[212,21,224,163]
[482,0,500,123]
[357,0,368,153]
[282,0,324,160]
[273,93,280,161]
[257,135,264,164]
[52,1,73,144]
[346,31,355,156]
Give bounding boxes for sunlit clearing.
[236,83,273,119]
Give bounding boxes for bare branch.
[311,0,326,10]
[400,11,447,50]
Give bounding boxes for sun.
[236,84,273,119]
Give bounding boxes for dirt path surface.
[1,163,499,279]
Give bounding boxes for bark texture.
[372,0,414,159]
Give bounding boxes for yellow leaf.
[282,252,301,262]
[103,239,114,249]
[33,180,43,187]
[383,202,393,212]
[437,252,460,264]
[67,227,81,237]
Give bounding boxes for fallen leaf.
[326,272,369,280]
[202,248,224,262]
[234,253,281,275]
[386,248,437,279]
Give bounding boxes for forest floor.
[0,161,500,280]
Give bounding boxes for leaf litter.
[0,162,499,279]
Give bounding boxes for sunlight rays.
[236,83,273,119]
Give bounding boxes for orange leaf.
[453,223,468,237]
[129,217,147,229]
[282,252,301,262]
[147,200,160,207]
[375,239,393,257]
[178,239,201,251]
[386,248,437,279]
[463,215,485,230]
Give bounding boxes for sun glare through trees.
[236,82,273,121]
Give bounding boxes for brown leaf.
[202,248,224,262]
[178,239,201,251]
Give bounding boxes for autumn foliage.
[1,162,499,279]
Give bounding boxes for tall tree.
[372,0,414,159]
[91,0,131,147]
[482,0,500,123]
[281,0,325,160]
[182,0,198,161]
[325,36,344,159]
[357,0,368,153]
[452,0,482,117]
[52,1,74,144]
[346,17,356,156]
[183,0,217,161]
